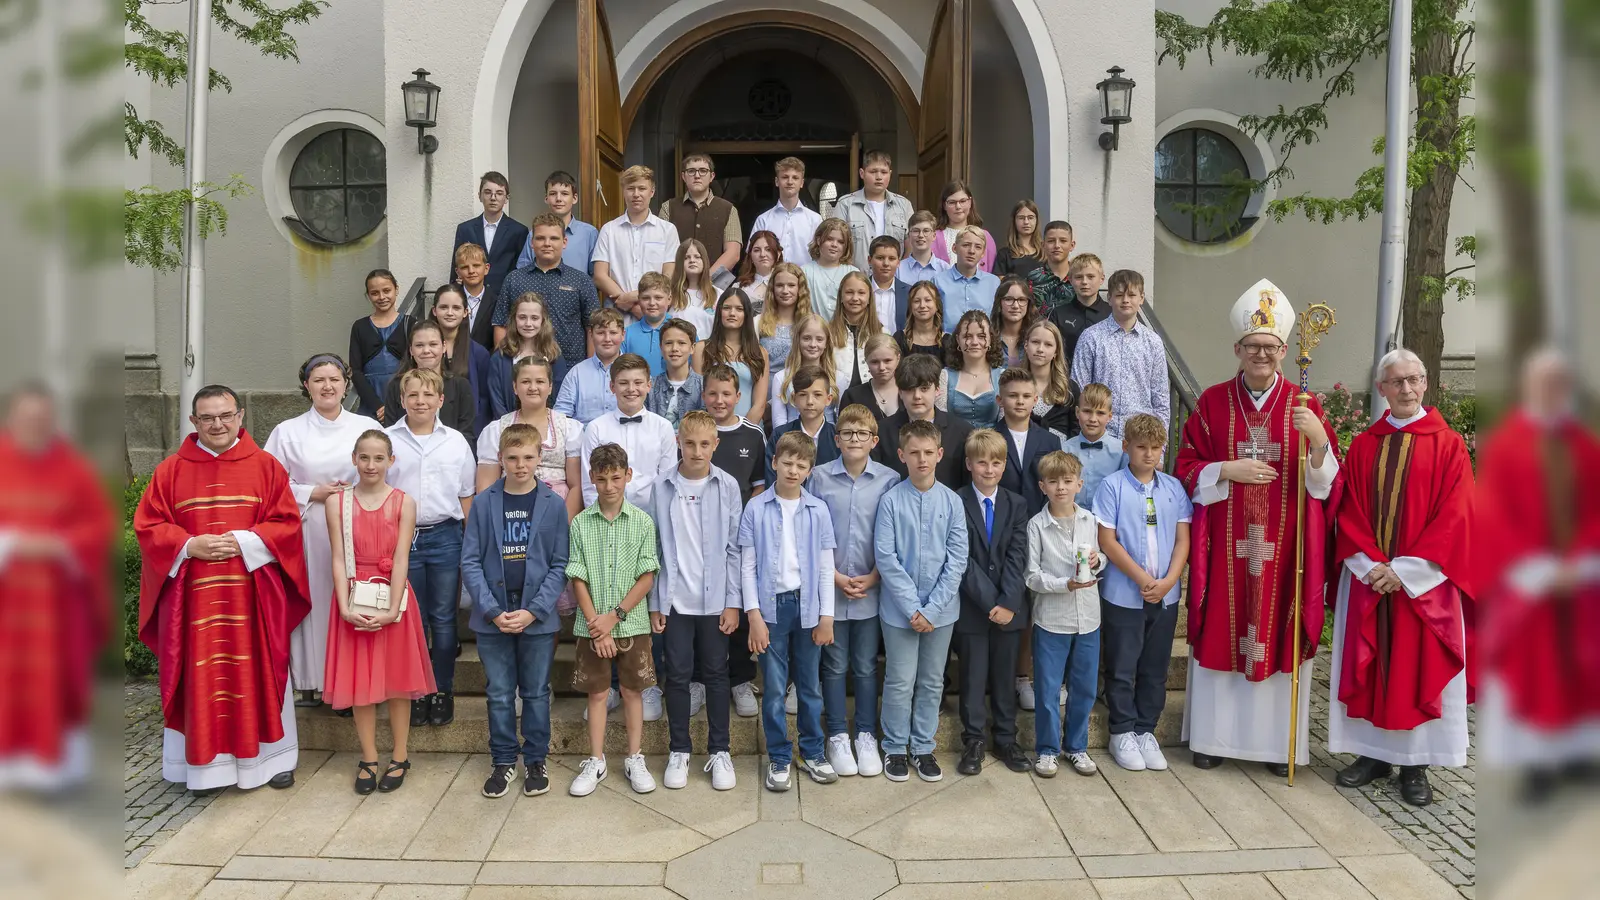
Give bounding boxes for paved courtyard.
[125,651,1476,900]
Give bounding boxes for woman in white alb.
[263,354,383,704]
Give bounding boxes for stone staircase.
[297,611,1192,755]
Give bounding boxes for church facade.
[124,0,1476,467]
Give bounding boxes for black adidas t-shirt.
[713,419,767,503]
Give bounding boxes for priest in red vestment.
[136,385,310,792]
[1175,279,1340,776]
[1328,348,1473,807]
[0,384,113,791]
[1475,350,1600,790]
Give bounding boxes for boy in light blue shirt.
[621,272,672,376]
[1062,382,1127,515]
[1093,413,1192,775]
[740,430,839,792]
[874,418,969,783]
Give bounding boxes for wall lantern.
[402,68,441,154]
[1096,66,1136,151]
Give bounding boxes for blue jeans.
[758,591,824,765]
[477,629,556,766]
[821,616,880,738]
[879,621,954,757]
[410,522,463,692]
[1032,625,1101,756]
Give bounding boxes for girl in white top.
[738,229,782,315]
[827,270,882,393]
[800,217,861,321]
[474,356,582,522]
[262,354,383,700]
[770,313,838,430]
[669,238,716,341]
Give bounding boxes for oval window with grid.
[1154,127,1253,244]
[287,129,387,244]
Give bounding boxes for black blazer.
[873,409,971,491]
[349,314,415,418]
[467,293,498,351]
[380,371,478,439]
[998,422,1058,517]
[449,214,530,308]
[956,485,1029,634]
[887,279,914,334]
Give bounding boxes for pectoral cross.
[1235,424,1282,463]
[1238,622,1268,665]
[1235,524,1276,577]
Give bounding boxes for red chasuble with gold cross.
[135,431,309,765]
[1334,409,1474,730]
[1175,375,1339,681]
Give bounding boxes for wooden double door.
[577,0,972,225]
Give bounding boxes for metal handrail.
[399,276,429,319]
[1138,302,1203,471]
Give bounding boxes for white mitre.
[1230,278,1295,343]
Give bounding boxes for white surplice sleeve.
[1344,552,1446,600]
[1192,445,1338,506]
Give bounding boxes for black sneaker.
[883,753,911,782]
[410,697,428,726]
[482,764,516,799]
[523,761,550,796]
[428,692,455,726]
[913,754,943,782]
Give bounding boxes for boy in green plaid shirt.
[567,443,662,796]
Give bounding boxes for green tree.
[1156,0,1474,404]
[124,0,326,271]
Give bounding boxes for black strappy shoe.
[378,759,411,793]
[354,760,379,795]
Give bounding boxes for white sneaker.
[1067,751,1098,776]
[765,760,793,792]
[731,682,758,717]
[1016,677,1035,711]
[854,732,883,777]
[826,733,859,777]
[705,752,737,791]
[1110,733,1147,771]
[623,753,656,793]
[1034,753,1059,777]
[663,751,691,790]
[583,687,620,720]
[1137,732,1168,771]
[641,686,665,722]
[784,683,797,715]
[569,756,606,796]
[689,681,706,717]
[1060,685,1068,707]
[800,756,839,784]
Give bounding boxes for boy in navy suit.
[995,367,1055,516]
[449,172,529,305]
[461,424,571,800]
[955,429,1031,776]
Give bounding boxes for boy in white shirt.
[593,165,678,319]
[579,354,677,509]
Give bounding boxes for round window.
[287,129,387,244]
[1154,127,1252,244]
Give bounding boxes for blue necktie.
[1080,441,1103,450]
[983,496,994,544]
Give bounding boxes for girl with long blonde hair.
[756,261,808,372]
[770,313,837,430]
[826,270,883,392]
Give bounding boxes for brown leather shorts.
[573,634,657,694]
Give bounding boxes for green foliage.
[123,475,157,679]
[124,0,327,270]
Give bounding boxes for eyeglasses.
[480,189,507,199]
[1383,374,1426,389]
[838,430,876,442]
[194,411,240,426]
[1237,342,1283,357]
[1002,295,1030,304]
[682,167,712,177]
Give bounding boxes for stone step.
[448,637,1191,696]
[295,691,1187,756]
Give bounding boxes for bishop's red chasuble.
[1175,375,1339,681]
[135,431,309,765]
[1475,409,1599,730]
[0,435,113,765]
[1333,409,1474,731]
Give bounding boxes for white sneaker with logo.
[1016,677,1036,711]
[1110,733,1147,771]
[663,751,691,790]
[731,682,758,717]
[1067,751,1098,776]
[705,752,737,791]
[624,753,656,793]
[1034,753,1059,777]
[689,681,706,717]
[569,756,606,796]
[1137,732,1168,771]
[641,686,665,722]
[854,732,883,777]
[826,733,859,777]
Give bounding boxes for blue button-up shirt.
[874,479,969,629]
[896,256,951,285]
[622,318,667,376]
[1061,432,1128,519]
[552,355,617,425]
[518,217,600,275]
[491,262,601,366]
[806,457,901,621]
[738,489,838,628]
[1092,468,1193,609]
[933,267,1001,332]
[637,466,742,618]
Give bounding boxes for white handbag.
[341,488,406,615]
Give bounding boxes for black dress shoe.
[378,759,411,793]
[1264,762,1290,778]
[294,690,320,708]
[1191,752,1225,770]
[995,743,1033,773]
[334,706,353,718]
[428,691,455,727]
[410,697,429,726]
[957,739,984,776]
[190,786,225,798]
[1336,755,1394,788]
[267,771,295,789]
[1397,766,1433,806]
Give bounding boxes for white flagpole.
[1369,0,1413,421]
[178,0,214,434]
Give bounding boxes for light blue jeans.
[879,622,954,757]
[759,591,824,766]
[1032,625,1101,756]
[821,616,881,738]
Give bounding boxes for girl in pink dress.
[324,430,436,794]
